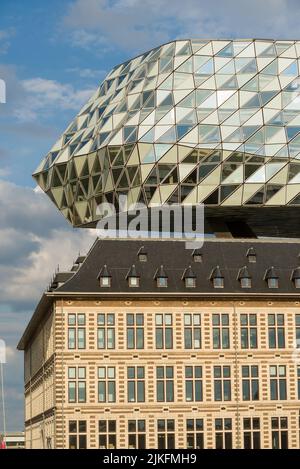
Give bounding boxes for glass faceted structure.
[33,39,300,229]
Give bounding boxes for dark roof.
[49,272,74,291]
[154,265,168,279]
[264,266,279,280]
[54,238,300,294]
[292,267,300,280]
[210,265,224,279]
[238,266,251,279]
[246,247,256,257]
[137,246,147,256]
[182,266,196,279]
[126,264,139,278]
[97,264,111,279]
[75,255,86,264]
[17,237,300,350]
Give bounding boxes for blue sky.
[0,0,300,431]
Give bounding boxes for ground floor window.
[68,420,87,449]
[186,419,204,449]
[271,417,288,449]
[243,417,260,449]
[157,419,175,449]
[128,420,146,449]
[215,418,232,449]
[99,420,117,449]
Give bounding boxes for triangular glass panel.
[163,167,178,184]
[158,165,176,182]
[182,169,197,184]
[112,168,122,184]
[145,168,158,185]
[179,91,195,107]
[198,163,218,181]
[220,76,238,90]
[286,127,300,141]
[140,128,155,143]
[281,61,298,76]
[157,126,177,143]
[261,59,278,75]
[199,125,221,143]
[176,42,192,56]
[245,188,265,205]
[242,94,261,108]
[180,185,194,202]
[182,150,198,163]
[220,185,239,201]
[216,43,234,57]
[260,91,278,106]
[203,188,219,204]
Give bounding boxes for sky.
[0,0,300,431]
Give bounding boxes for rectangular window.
[185,366,203,402]
[240,314,257,349]
[243,418,260,449]
[68,314,86,349]
[215,418,232,449]
[156,366,174,402]
[298,366,300,400]
[184,314,201,349]
[128,420,146,449]
[186,419,204,449]
[270,365,287,400]
[271,417,288,449]
[212,314,230,349]
[126,314,144,349]
[214,366,231,401]
[157,419,175,449]
[69,420,87,449]
[242,365,259,401]
[99,420,116,449]
[98,367,116,402]
[97,313,115,349]
[68,367,86,403]
[127,366,145,402]
[268,314,285,348]
[155,314,173,349]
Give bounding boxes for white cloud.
[16,77,95,122]
[0,27,15,54]
[0,64,96,125]
[0,179,96,430]
[66,66,107,79]
[62,0,300,54]
[0,179,96,309]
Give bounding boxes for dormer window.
[292,268,300,288]
[97,265,111,288]
[129,277,139,287]
[241,277,251,288]
[238,266,252,289]
[101,276,111,287]
[210,266,224,289]
[192,249,202,263]
[154,266,168,288]
[182,266,196,288]
[246,247,256,263]
[264,267,279,289]
[138,246,147,262]
[126,265,140,288]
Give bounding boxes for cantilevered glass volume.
[33,39,300,235]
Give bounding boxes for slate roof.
[18,237,300,350]
[54,238,300,295]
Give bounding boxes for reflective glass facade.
[33,39,300,227]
